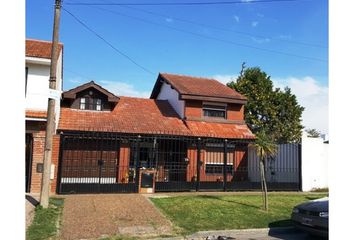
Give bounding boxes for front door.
[25,133,33,193]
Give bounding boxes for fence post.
[298,142,302,191]
[223,139,228,192]
[135,135,141,192]
[196,137,201,192]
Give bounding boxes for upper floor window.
[80,97,102,111]
[203,103,227,119]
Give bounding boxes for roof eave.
[180,94,247,104]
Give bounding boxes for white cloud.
[99,80,150,98]
[251,21,259,27]
[165,18,173,23]
[273,76,328,134]
[233,15,240,23]
[241,0,254,2]
[251,37,270,44]
[211,74,238,85]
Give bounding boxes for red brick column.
[50,135,60,193]
[29,131,46,193]
[234,145,248,181]
[187,147,197,182]
[117,143,130,183]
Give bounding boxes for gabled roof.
[58,96,255,139]
[62,81,119,103]
[59,97,190,135]
[26,39,63,59]
[150,73,247,104]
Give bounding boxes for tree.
[251,131,277,211]
[306,128,321,138]
[228,66,304,143]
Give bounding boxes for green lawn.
[150,193,327,235]
[26,198,65,240]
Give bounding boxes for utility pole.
[40,0,62,208]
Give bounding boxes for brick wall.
[186,144,248,182]
[227,104,244,121]
[185,100,201,118]
[185,100,244,121]
[26,121,61,194]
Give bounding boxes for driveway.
[59,194,173,240]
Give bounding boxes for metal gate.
[57,132,301,194]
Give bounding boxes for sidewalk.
[25,194,39,229]
[155,227,310,240]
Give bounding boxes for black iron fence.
[57,131,301,194]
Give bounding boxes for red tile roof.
[26,110,47,119]
[59,97,190,135]
[58,96,255,139]
[185,121,255,139]
[26,39,63,59]
[151,73,246,102]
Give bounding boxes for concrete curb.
[155,227,296,240]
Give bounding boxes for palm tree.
[251,131,278,211]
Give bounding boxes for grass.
[150,193,327,235]
[26,198,65,240]
[311,187,329,192]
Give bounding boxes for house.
[47,73,255,194]
[25,39,63,193]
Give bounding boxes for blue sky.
[26,0,328,133]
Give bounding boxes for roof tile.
[26,39,63,59]
[159,73,246,100]
[58,96,255,139]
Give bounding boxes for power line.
[62,7,155,75]
[120,5,326,49]
[66,0,310,6]
[87,5,327,62]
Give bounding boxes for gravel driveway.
[59,194,173,240]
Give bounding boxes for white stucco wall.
[301,134,329,191]
[156,82,185,118]
[26,52,63,129]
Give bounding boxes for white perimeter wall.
[26,52,63,129]
[301,134,328,191]
[156,82,185,118]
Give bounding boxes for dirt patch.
[59,194,173,240]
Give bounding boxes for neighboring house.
[44,73,256,194]
[25,39,63,193]
[301,132,328,191]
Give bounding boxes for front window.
[203,103,227,119]
[204,143,234,175]
[80,97,102,111]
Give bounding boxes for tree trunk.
[259,159,265,208]
[260,159,268,211]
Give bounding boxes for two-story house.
[25,39,63,193]
[47,73,255,194]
